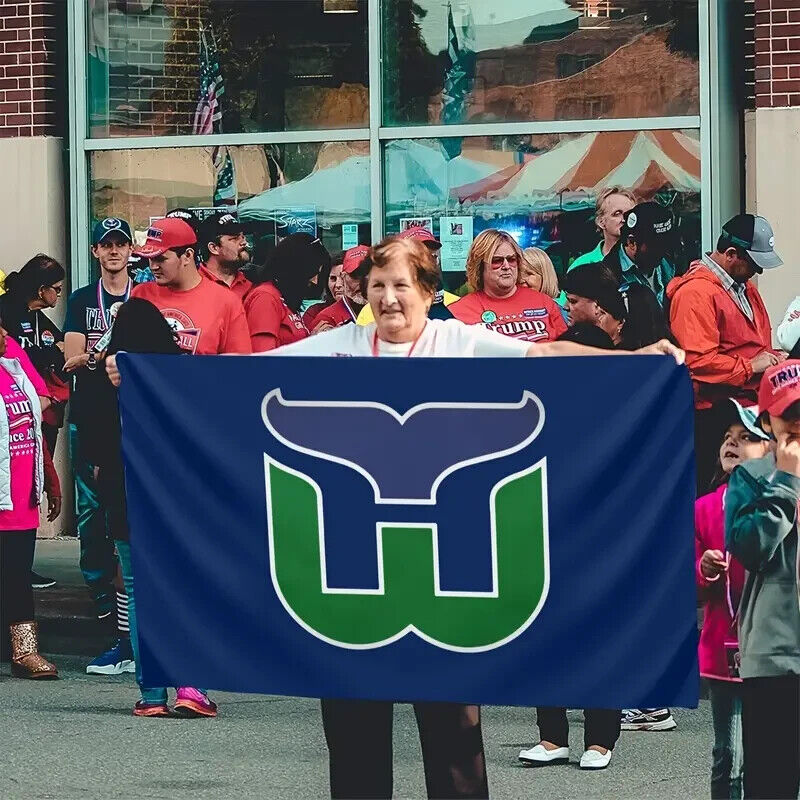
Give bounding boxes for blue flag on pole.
[118,353,698,708]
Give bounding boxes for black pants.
[0,529,36,659]
[695,407,721,495]
[742,674,800,799]
[320,699,488,799]
[537,707,621,751]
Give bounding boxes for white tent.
[239,141,496,226]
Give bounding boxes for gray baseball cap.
[721,214,783,271]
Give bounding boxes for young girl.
[696,399,771,800]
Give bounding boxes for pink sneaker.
[173,687,217,718]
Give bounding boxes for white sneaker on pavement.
[580,748,612,770]
[518,743,569,766]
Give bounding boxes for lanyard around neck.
[97,278,132,330]
[371,323,426,357]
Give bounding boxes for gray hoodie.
[725,452,800,679]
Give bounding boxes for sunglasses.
[45,285,63,296]
[489,255,519,269]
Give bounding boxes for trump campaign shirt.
[449,287,567,343]
[311,298,359,332]
[132,276,252,355]
[0,366,38,529]
[244,282,308,353]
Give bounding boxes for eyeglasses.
[489,255,519,269]
[47,285,63,296]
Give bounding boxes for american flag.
[441,3,472,158]
[213,146,236,206]
[441,4,466,126]
[192,25,224,136]
[193,24,237,206]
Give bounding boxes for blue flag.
[118,353,698,708]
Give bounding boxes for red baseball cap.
[134,218,198,258]
[758,359,800,416]
[398,227,442,250]
[342,245,371,275]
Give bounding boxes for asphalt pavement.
[2,655,712,800]
[2,539,713,799]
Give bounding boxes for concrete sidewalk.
[33,537,114,656]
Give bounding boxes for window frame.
[68,0,714,289]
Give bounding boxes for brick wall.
[101,0,202,137]
[0,0,62,137]
[754,0,800,107]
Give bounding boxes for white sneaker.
[580,748,612,770]
[518,743,569,766]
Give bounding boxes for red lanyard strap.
[371,324,426,357]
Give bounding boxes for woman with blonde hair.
[449,229,567,344]
[521,247,568,313]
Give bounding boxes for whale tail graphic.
[261,390,545,503]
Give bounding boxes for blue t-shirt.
[65,281,129,428]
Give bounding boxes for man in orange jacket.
[667,214,784,493]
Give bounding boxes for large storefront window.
[383,131,701,287]
[75,0,709,291]
[382,0,699,126]
[87,0,368,137]
[89,141,371,258]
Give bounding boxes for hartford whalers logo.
[261,389,549,652]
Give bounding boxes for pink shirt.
[695,484,746,682]
[5,337,48,396]
[0,365,39,530]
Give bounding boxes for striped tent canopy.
[452,130,700,213]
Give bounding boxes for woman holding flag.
[105,234,683,797]
[258,234,683,798]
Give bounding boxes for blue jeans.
[115,540,168,705]
[115,540,206,706]
[709,679,743,800]
[70,424,116,608]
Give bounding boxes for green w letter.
[265,456,549,651]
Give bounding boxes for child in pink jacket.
[695,399,771,800]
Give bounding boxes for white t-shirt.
[263,318,531,358]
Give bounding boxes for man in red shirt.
[312,245,370,333]
[132,218,252,355]
[449,230,567,343]
[196,211,253,301]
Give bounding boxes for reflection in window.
[89,141,371,259]
[382,0,699,126]
[383,131,701,289]
[87,0,368,137]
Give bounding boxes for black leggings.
[742,674,800,799]
[0,529,36,657]
[321,699,488,799]
[537,707,621,751]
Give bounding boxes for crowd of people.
[0,188,798,799]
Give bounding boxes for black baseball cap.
[166,208,202,236]
[199,211,244,247]
[721,214,782,270]
[92,217,133,245]
[562,264,628,321]
[623,202,674,242]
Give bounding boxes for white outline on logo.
[261,389,545,505]
[264,454,551,652]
